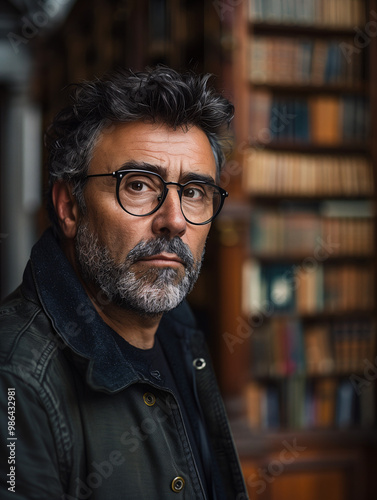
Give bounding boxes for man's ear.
[52,181,80,239]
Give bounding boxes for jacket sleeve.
[0,370,65,500]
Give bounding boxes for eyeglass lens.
[117,172,221,224]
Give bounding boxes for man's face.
[74,121,216,316]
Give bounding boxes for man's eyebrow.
[116,161,167,176]
[117,161,216,184]
[180,171,216,184]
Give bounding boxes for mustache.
[126,237,195,268]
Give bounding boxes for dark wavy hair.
[45,66,234,235]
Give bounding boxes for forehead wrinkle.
[93,122,216,178]
[129,132,205,150]
[127,149,209,169]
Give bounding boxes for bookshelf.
[217,1,377,498]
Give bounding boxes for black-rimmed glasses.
[85,169,228,225]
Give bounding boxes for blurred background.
[1,1,377,499]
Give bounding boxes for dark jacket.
[0,230,248,500]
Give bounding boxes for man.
[0,67,248,499]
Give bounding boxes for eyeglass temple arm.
[86,172,117,179]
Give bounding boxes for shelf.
[246,310,376,321]
[249,255,374,265]
[249,142,370,155]
[250,371,373,381]
[250,81,368,95]
[229,416,377,458]
[250,22,363,37]
[248,194,375,203]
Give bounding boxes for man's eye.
[183,186,204,199]
[129,181,146,191]
[124,177,156,193]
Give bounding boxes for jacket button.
[171,476,185,492]
[193,358,206,370]
[143,392,156,406]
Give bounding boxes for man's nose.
[151,186,187,238]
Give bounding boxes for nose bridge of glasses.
[157,181,187,223]
[165,181,184,200]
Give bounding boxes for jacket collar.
[25,228,198,393]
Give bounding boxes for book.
[264,384,281,428]
[336,379,355,427]
[248,0,365,27]
[250,323,273,378]
[296,264,324,314]
[359,381,375,428]
[249,89,273,142]
[286,375,307,428]
[314,377,337,427]
[249,37,364,85]
[244,382,263,428]
[304,324,334,375]
[310,96,341,144]
[244,149,374,196]
[242,259,262,314]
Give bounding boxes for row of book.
[248,318,375,378]
[323,265,374,312]
[243,261,374,314]
[244,150,374,196]
[244,375,375,430]
[250,203,374,256]
[249,0,366,28]
[249,94,370,144]
[249,37,364,86]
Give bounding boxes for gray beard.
[75,221,204,317]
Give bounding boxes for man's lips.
[137,253,185,266]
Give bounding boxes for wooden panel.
[217,239,250,395]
